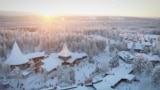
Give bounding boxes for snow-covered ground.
[1,31,160,90]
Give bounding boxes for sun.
[41,11,55,17]
[39,10,58,21]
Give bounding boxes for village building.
[5,42,29,70]
[149,55,160,66]
[58,43,87,66]
[93,65,135,89]
[41,43,87,73]
[118,51,135,63]
[41,53,63,73]
[58,43,72,61]
[135,53,160,67]
[127,42,142,52]
[25,51,45,72]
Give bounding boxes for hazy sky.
[0,0,160,17]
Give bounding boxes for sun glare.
[43,12,54,17]
[39,10,58,21]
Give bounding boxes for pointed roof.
[5,42,29,65]
[58,43,72,57]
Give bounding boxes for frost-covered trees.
[143,47,150,54]
[125,54,132,63]
[109,49,119,67]
[101,61,109,73]
[117,41,127,51]
[69,67,75,84]
[130,42,135,54]
[41,68,48,86]
[56,66,75,84]
[133,56,153,75]
[62,66,71,83]
[95,65,101,73]
[56,66,63,80]
[61,66,75,84]
[133,56,145,74]
[144,60,153,75]
[13,67,22,83]
[1,63,11,81]
[109,44,115,56]
[0,28,107,60]
[152,66,160,87]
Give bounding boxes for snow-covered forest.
[0,16,160,90]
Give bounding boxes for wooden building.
[5,42,29,70]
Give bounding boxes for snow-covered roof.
[25,51,45,60]
[67,52,87,63]
[58,43,72,57]
[70,86,89,90]
[107,39,119,45]
[60,84,77,90]
[123,74,135,81]
[93,79,114,90]
[135,53,160,62]
[5,42,29,65]
[41,53,63,72]
[141,41,151,46]
[21,69,31,76]
[149,55,160,61]
[118,51,135,60]
[87,35,106,41]
[99,64,134,87]
[144,34,158,39]
[127,42,142,50]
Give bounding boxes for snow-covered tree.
[13,67,22,83]
[143,47,150,54]
[130,42,135,54]
[56,66,63,80]
[109,49,119,67]
[41,68,48,86]
[95,65,101,73]
[101,61,109,73]
[125,54,132,63]
[62,66,71,83]
[133,56,145,74]
[152,66,160,87]
[109,44,115,56]
[2,63,11,81]
[69,67,75,84]
[144,60,153,75]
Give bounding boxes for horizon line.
[0,10,160,19]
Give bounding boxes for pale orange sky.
[0,0,160,17]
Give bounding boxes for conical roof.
[5,42,29,65]
[58,43,72,57]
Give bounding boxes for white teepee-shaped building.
[5,42,29,65]
[58,43,72,60]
